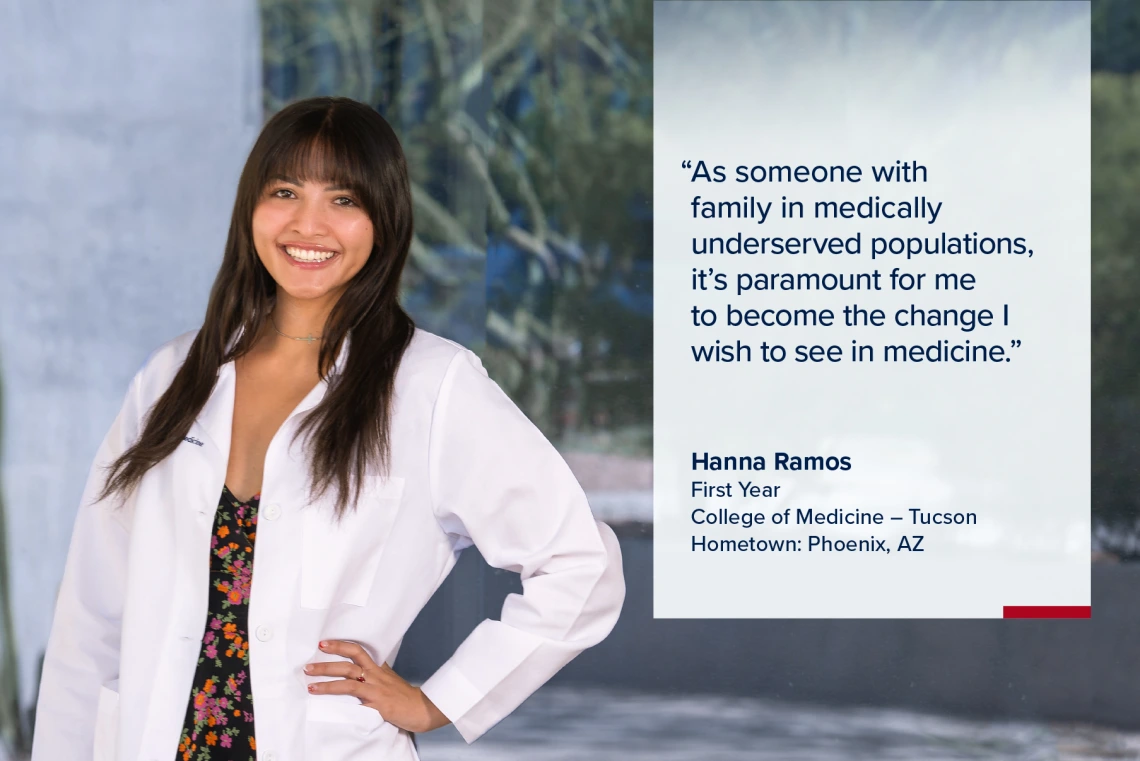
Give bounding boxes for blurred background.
[0,0,1133,758]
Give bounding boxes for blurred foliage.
[1092,71,1140,535]
[1094,0,1140,543]
[1091,73,1140,401]
[1093,0,1140,74]
[260,0,652,455]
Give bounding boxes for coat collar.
[193,325,351,457]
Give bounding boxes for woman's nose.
[290,199,331,235]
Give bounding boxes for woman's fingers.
[304,660,363,680]
[307,640,397,693]
[319,639,377,668]
[308,677,365,696]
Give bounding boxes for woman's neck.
[253,291,339,366]
[272,294,332,339]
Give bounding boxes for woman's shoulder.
[131,328,200,396]
[402,327,480,374]
[144,327,199,369]
[397,327,494,405]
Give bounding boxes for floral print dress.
[175,485,260,761]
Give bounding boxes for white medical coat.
[30,327,626,761]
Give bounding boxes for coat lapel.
[192,361,236,464]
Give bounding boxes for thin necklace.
[271,317,322,344]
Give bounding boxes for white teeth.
[284,246,336,262]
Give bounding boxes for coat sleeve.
[417,348,626,743]
[30,368,145,760]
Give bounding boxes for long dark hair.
[98,97,416,519]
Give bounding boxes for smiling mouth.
[282,245,339,263]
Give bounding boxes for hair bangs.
[258,115,375,209]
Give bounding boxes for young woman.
[30,96,626,761]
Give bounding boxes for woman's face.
[251,177,374,303]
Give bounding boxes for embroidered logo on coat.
[183,435,204,447]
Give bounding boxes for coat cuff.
[417,659,486,743]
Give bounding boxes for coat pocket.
[92,681,120,761]
[300,476,406,609]
[303,696,402,760]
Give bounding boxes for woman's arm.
[30,368,145,760]
[418,348,626,743]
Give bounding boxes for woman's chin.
[275,281,340,304]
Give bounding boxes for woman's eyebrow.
[269,174,350,192]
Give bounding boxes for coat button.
[263,503,282,521]
[264,753,276,761]
[256,625,273,642]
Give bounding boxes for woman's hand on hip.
[304,639,451,734]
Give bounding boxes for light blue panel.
[0,0,263,715]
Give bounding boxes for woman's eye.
[267,188,356,205]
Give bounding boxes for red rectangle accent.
[1003,606,1091,619]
